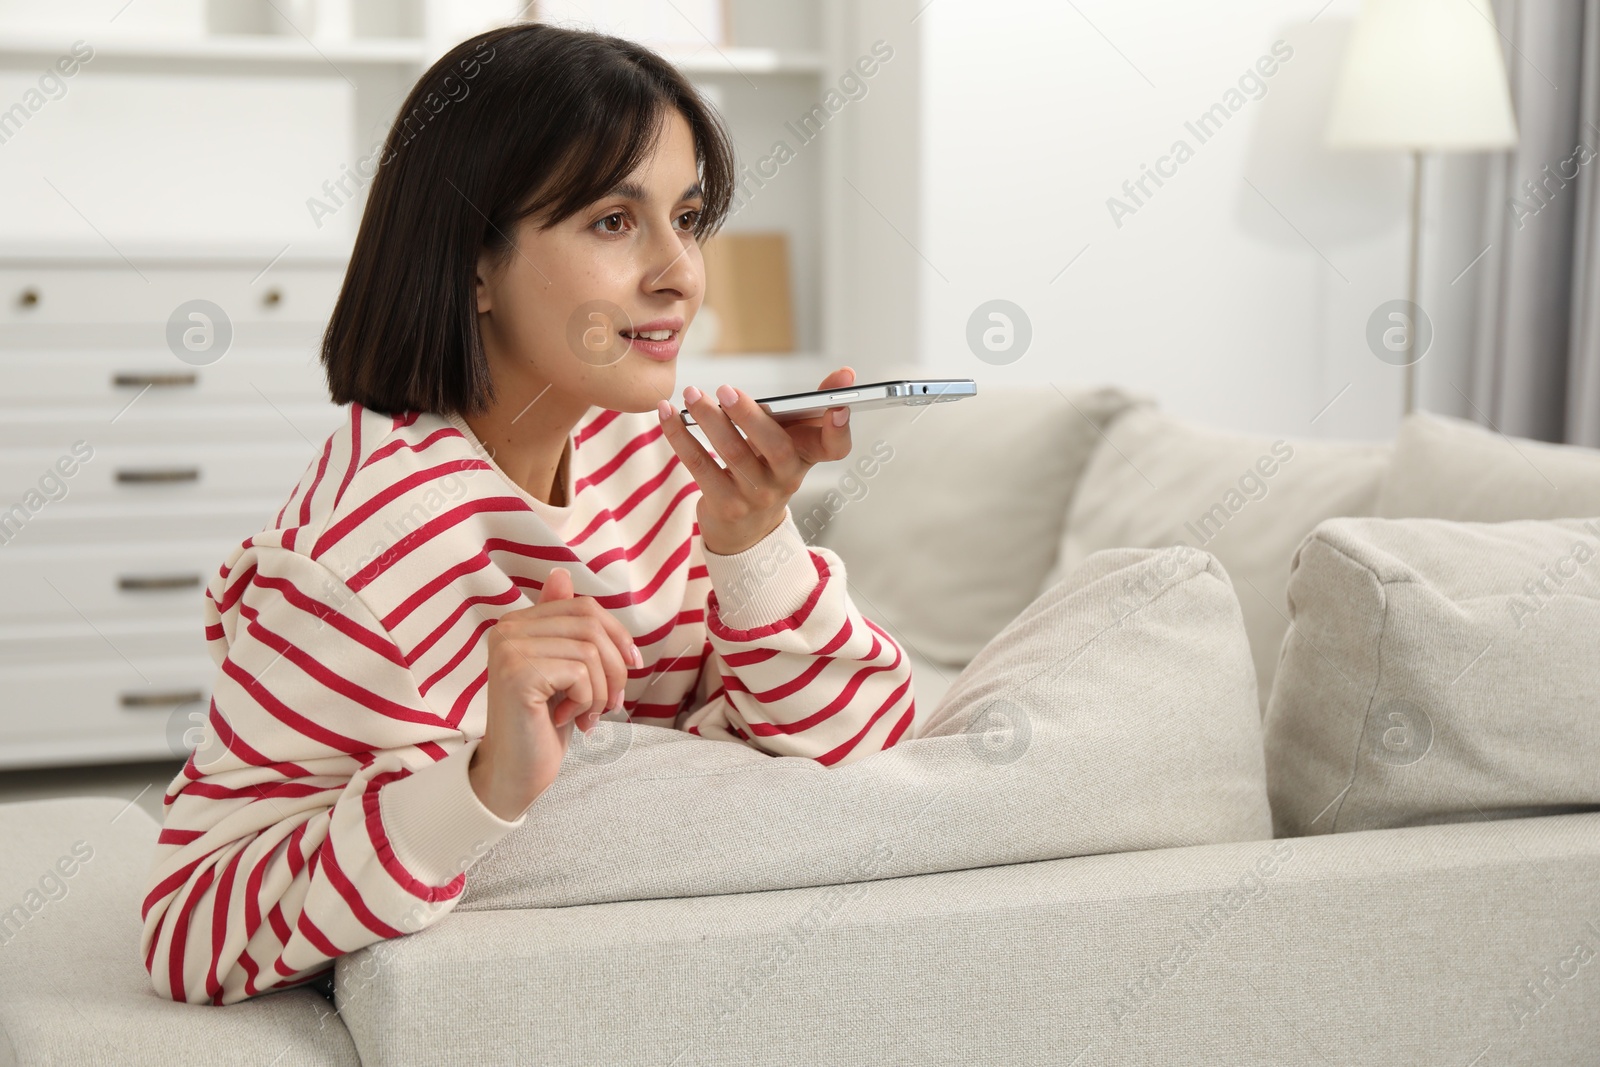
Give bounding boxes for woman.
[140,22,918,1006]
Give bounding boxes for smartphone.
[678,378,978,427]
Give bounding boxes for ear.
[473,247,495,315]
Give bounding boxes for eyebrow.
[603,180,703,204]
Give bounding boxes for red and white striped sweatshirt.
[140,401,918,1006]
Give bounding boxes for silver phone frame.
[678,378,977,427]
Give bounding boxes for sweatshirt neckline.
[442,409,577,526]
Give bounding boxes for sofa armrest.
[0,797,360,1067]
[335,811,1600,1066]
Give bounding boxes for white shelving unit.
[0,0,906,767]
[0,0,849,393]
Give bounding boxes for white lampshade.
[1326,0,1519,151]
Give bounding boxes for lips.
[622,316,684,335]
[620,326,681,361]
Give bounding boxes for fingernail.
[684,385,702,404]
[630,644,643,668]
[716,383,737,406]
[657,399,672,422]
[831,407,849,426]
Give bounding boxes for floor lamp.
[1325,0,1519,416]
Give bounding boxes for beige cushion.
[1039,408,1391,711]
[456,544,1270,912]
[1376,410,1600,521]
[1263,516,1600,838]
[795,379,1149,667]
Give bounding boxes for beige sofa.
[3,382,1598,1066]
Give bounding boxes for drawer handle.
[121,689,205,709]
[118,573,203,591]
[116,467,201,484]
[113,371,198,388]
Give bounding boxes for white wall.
[908,0,1426,441]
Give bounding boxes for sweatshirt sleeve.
[678,507,919,765]
[140,541,530,1006]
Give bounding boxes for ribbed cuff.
[376,736,529,888]
[702,508,821,630]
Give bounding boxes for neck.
[459,384,586,507]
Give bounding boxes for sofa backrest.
[1037,407,1391,711]
[796,391,1600,714]
[793,377,1150,666]
[1375,410,1600,520]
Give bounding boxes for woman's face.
[474,107,705,416]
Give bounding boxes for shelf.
[0,241,353,267]
[662,47,826,74]
[0,34,823,74]
[0,32,426,65]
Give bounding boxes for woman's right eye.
[593,212,628,234]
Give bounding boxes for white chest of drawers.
[0,250,350,769]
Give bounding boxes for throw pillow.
[455,544,1270,911]
[1263,516,1600,837]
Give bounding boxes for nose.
[643,221,700,303]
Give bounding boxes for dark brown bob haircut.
[320,21,736,417]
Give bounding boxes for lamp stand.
[1404,148,1424,416]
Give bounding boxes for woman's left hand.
[656,365,855,556]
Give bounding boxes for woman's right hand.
[468,566,639,821]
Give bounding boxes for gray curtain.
[1571,0,1600,443]
[1472,0,1600,445]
